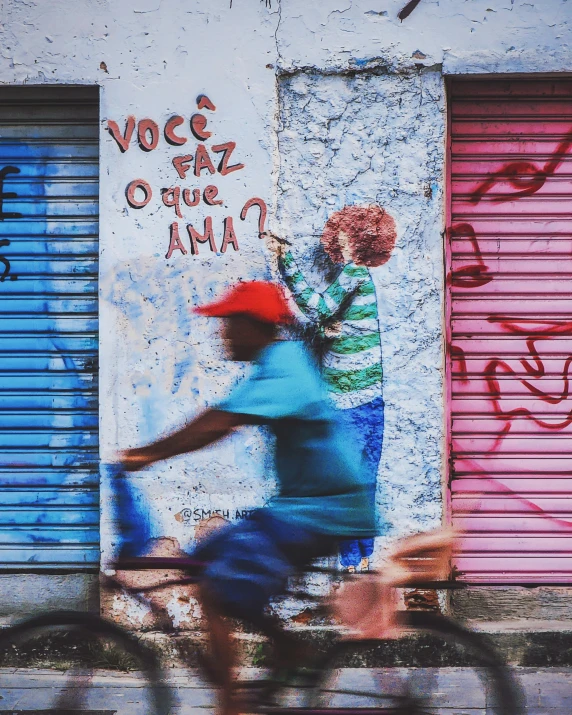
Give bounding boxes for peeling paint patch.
[111,590,151,625]
[166,592,202,628]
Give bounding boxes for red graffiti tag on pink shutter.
[470,128,572,205]
[448,79,572,583]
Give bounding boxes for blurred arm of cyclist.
[119,410,249,471]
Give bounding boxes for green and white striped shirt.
[280,250,382,409]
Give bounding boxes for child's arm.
[279,249,368,323]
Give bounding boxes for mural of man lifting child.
[265,205,397,572]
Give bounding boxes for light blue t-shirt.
[218,341,377,537]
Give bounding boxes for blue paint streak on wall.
[105,463,152,558]
[105,263,211,444]
[351,57,374,68]
[0,93,99,567]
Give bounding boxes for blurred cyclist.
[120,281,377,715]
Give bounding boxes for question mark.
[240,197,267,238]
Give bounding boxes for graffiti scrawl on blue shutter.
[0,87,99,568]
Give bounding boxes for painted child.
[266,205,397,571]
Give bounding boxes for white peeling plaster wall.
[276,0,571,75]
[2,0,571,626]
[276,69,445,541]
[271,0,571,548]
[95,3,279,568]
[0,0,280,585]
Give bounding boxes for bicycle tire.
[305,611,524,715]
[0,610,173,715]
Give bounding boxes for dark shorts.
[193,509,336,626]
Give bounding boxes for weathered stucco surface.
[0,0,571,622]
[277,0,571,74]
[276,69,445,539]
[0,0,280,621]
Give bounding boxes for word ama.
[166,218,239,258]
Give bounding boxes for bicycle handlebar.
[113,556,205,572]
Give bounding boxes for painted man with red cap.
[121,281,376,715]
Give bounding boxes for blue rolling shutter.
[0,87,99,569]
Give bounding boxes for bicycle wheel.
[0,610,173,715]
[305,611,524,715]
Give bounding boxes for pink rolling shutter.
[448,77,572,583]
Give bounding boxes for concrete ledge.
[4,622,572,669]
[451,586,572,623]
[0,574,99,620]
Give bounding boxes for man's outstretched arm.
[120,409,247,471]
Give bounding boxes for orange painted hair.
[321,205,397,267]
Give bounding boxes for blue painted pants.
[338,394,385,568]
[106,464,153,558]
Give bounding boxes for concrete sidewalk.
[0,667,571,714]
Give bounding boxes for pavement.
[0,667,571,715]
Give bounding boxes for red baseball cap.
[194,281,294,325]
